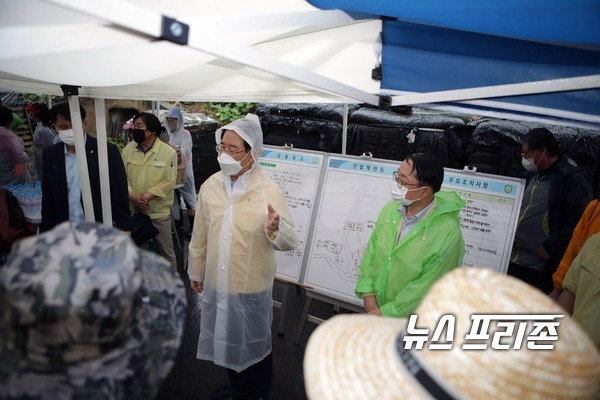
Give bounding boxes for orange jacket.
[553,199,600,288]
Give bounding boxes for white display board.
[442,170,524,272]
[302,155,525,306]
[260,146,324,283]
[303,156,399,305]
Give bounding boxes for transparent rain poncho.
[165,107,197,209]
[189,114,297,371]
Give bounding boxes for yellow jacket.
[122,139,177,219]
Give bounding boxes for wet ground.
[155,273,348,400]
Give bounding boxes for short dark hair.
[0,106,13,128]
[405,152,444,193]
[50,102,86,124]
[523,128,560,156]
[133,112,162,135]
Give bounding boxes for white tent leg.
[67,95,95,222]
[95,99,113,227]
[342,104,348,155]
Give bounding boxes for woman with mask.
[188,114,297,400]
[355,152,465,318]
[122,112,178,267]
[40,102,131,232]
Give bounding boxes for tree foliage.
[203,102,256,124]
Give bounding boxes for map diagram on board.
[304,158,398,305]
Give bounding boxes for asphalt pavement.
[155,273,346,400]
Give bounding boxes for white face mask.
[391,184,424,206]
[217,151,250,176]
[521,156,537,172]
[58,129,75,146]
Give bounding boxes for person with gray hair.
[0,221,187,399]
[188,113,297,400]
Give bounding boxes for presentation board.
[442,170,524,271]
[260,146,324,282]
[303,156,400,305]
[302,155,525,306]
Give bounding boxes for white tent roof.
[0,0,381,103]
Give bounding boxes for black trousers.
[507,261,554,294]
[227,353,273,398]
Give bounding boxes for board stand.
[272,278,293,337]
[293,289,363,344]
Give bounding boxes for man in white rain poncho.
[188,114,297,400]
[164,107,197,222]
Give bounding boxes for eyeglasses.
[216,144,246,156]
[520,149,537,158]
[392,171,422,189]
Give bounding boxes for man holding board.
[355,152,466,317]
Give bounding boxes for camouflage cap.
[0,221,187,399]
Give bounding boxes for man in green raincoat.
[356,152,466,318]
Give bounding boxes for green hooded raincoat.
[355,191,466,317]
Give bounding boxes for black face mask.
[132,128,146,144]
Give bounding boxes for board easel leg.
[294,290,363,345]
[273,280,291,337]
[294,295,313,345]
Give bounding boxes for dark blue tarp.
[307,0,600,122]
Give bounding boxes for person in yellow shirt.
[188,114,296,400]
[122,112,177,267]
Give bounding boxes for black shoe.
[210,384,249,400]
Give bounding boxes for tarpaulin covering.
[257,103,359,153]
[464,119,600,186]
[346,108,465,164]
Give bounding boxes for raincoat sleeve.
[379,228,464,318]
[177,130,197,210]
[265,189,297,251]
[181,130,193,159]
[355,204,394,298]
[188,185,208,282]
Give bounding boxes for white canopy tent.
[1,0,384,225]
[2,0,599,225]
[1,0,381,103]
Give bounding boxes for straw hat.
[0,221,187,399]
[304,268,600,399]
